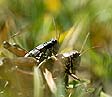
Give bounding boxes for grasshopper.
[2,38,81,87]
[37,50,81,87]
[3,38,59,64]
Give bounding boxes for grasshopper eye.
[51,39,57,44]
[73,52,80,58]
[3,41,11,48]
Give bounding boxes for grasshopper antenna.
[79,32,90,53]
[52,16,60,41]
[79,46,101,56]
[10,24,29,39]
[79,32,101,56]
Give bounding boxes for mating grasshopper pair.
[3,38,81,86]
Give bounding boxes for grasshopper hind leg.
[64,73,69,87]
[3,41,28,57]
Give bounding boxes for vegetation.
[0,0,112,97]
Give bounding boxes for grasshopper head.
[50,39,59,55]
[62,51,80,74]
[3,41,11,49]
[71,51,81,74]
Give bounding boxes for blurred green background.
[0,0,112,97]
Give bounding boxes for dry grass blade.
[59,23,83,52]
[43,68,57,94]
[0,21,9,46]
[34,67,43,97]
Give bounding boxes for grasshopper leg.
[3,41,28,57]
